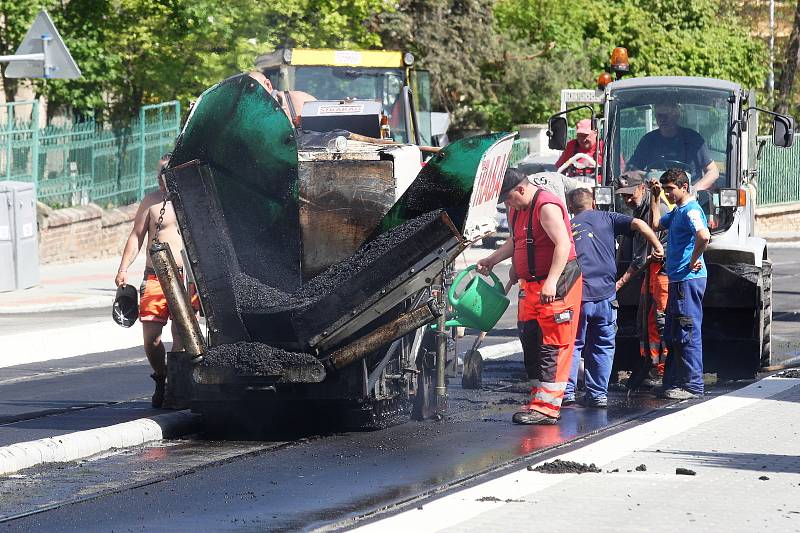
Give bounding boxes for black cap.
[112,285,139,328]
[616,172,646,195]
[498,168,528,203]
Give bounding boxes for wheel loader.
[549,73,794,380]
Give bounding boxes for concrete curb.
[0,410,200,476]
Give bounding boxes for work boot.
[660,387,698,400]
[578,396,608,408]
[151,373,166,408]
[512,410,559,425]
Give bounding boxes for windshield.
[293,66,408,142]
[608,86,731,189]
[608,85,736,233]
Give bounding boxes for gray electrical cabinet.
[0,181,39,292]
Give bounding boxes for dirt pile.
[529,459,601,474]
[203,342,319,376]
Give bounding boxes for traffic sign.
[2,10,81,79]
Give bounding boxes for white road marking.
[0,358,147,386]
[355,377,800,532]
[1,321,172,369]
[470,339,522,360]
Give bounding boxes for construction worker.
[248,71,315,125]
[478,168,582,425]
[615,173,671,383]
[555,118,603,182]
[626,102,719,191]
[115,154,199,407]
[649,168,710,399]
[564,188,664,407]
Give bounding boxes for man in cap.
[615,173,672,383]
[115,153,199,408]
[555,118,603,182]
[564,188,663,407]
[477,168,582,425]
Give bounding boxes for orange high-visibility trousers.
[517,276,582,418]
[638,262,669,375]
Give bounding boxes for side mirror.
[772,114,795,148]
[547,116,568,151]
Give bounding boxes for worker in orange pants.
[517,277,582,418]
[639,261,669,378]
[478,168,581,425]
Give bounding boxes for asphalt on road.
[0,249,799,530]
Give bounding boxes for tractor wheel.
[759,260,773,370]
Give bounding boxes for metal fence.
[0,100,180,209]
[756,136,800,206]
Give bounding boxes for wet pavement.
[0,249,798,530]
[0,372,676,531]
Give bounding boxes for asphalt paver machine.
[155,64,514,433]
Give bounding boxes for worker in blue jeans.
[565,189,663,407]
[649,168,710,399]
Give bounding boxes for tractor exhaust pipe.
[150,241,205,361]
[328,300,440,370]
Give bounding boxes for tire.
[759,260,773,369]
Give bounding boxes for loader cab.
[598,77,794,236]
[603,78,737,233]
[255,48,433,146]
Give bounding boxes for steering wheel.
[558,152,598,175]
[644,157,691,173]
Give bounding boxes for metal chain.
[152,193,169,244]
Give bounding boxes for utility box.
[0,181,39,292]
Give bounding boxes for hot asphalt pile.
[233,210,441,314]
[203,342,320,375]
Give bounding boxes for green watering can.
[445,265,510,331]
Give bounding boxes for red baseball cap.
[576,119,593,135]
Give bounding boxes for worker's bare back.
[142,190,184,269]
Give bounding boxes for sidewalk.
[0,255,146,314]
[359,376,800,532]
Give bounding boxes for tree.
[375,0,503,134]
[776,0,800,115]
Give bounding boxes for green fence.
[0,100,180,208]
[756,136,800,206]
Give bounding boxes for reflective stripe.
[537,380,567,391]
[531,389,564,406]
[528,399,560,418]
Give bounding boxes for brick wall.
[37,203,138,264]
[755,202,800,237]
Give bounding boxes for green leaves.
[1,0,769,131]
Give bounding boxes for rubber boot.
[151,373,166,408]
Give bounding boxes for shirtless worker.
[115,153,198,407]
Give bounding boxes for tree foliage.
[1,0,772,130]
